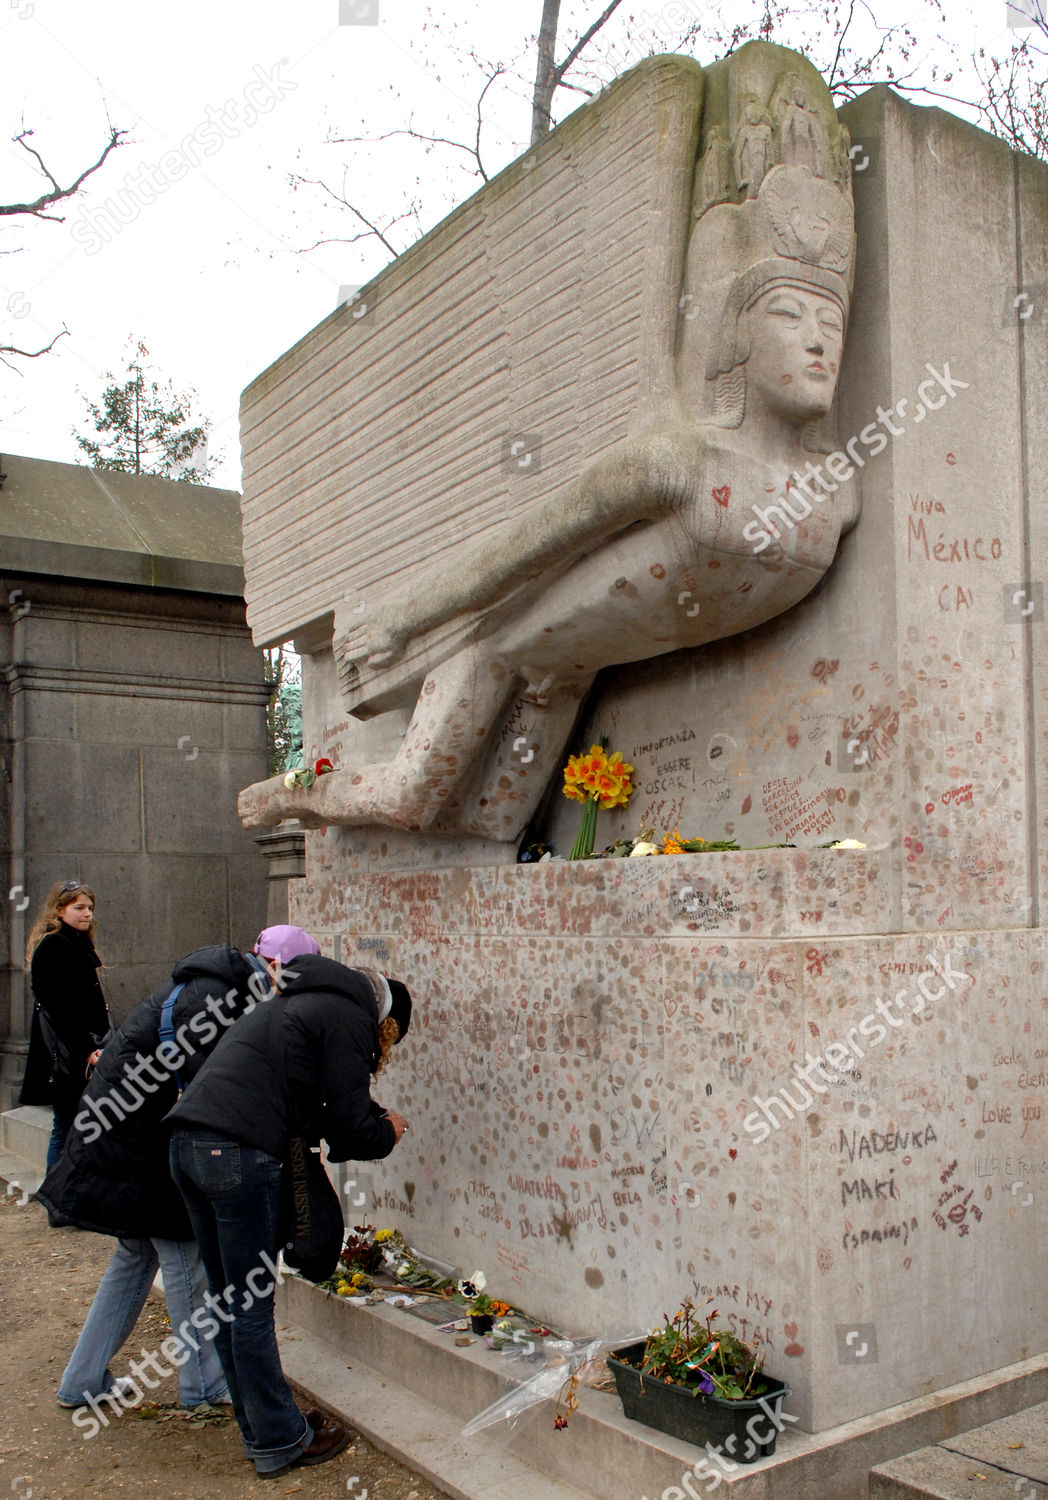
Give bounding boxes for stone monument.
[239,43,857,843]
[235,40,1048,1438]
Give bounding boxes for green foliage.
[264,646,302,777]
[72,340,218,482]
[640,1297,767,1401]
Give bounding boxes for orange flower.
[662,828,685,854]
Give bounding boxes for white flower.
[457,1269,487,1300]
[629,841,659,857]
[831,839,867,849]
[283,770,298,789]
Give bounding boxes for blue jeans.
[47,1107,74,1169]
[169,1129,311,1476]
[57,1237,229,1407]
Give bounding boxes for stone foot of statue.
[237,765,443,834]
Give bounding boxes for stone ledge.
[277,1273,1048,1500]
[334,842,893,939]
[2,537,245,597]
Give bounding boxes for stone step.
[277,1324,595,1500]
[275,1272,1048,1500]
[870,1401,1048,1499]
[0,1104,51,1171]
[870,1450,1048,1497]
[0,1106,49,1206]
[0,1148,43,1207]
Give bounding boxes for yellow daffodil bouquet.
[562,739,634,860]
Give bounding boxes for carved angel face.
[743,283,845,423]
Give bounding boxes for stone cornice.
[3,662,270,704]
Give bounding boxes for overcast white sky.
[0,0,1023,489]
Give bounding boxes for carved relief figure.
[776,74,822,174]
[239,57,859,844]
[832,122,854,193]
[734,95,774,199]
[698,125,734,211]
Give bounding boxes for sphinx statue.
[239,44,860,843]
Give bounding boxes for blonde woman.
[20,880,110,1169]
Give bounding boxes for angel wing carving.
[762,166,852,270]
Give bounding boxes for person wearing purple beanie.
[168,925,412,1480]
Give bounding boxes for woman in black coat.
[19,880,110,1167]
[167,930,412,1480]
[38,943,267,1413]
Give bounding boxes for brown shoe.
[296,1423,350,1469]
[259,1423,349,1478]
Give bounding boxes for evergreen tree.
[264,646,303,776]
[73,340,218,483]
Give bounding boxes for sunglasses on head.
[60,880,84,893]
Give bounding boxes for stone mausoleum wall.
[239,60,1047,1434]
[0,454,270,1110]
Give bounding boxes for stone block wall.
[1,573,270,1109]
[301,854,1043,1434]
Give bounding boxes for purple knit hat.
[253,925,321,964]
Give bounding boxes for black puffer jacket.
[19,925,109,1112]
[36,945,262,1240]
[166,955,396,1163]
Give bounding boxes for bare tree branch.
[531,0,625,144]
[0,327,68,371]
[474,68,505,181]
[327,116,486,174]
[826,0,859,90]
[554,0,626,83]
[291,174,419,257]
[1,126,126,222]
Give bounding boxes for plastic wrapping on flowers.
[460,1327,647,1436]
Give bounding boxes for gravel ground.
[0,1191,450,1500]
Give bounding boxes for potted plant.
[606,1298,791,1461]
[457,1270,511,1333]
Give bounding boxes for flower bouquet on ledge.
[320,1223,454,1299]
[605,1297,791,1461]
[562,739,634,859]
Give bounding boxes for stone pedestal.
[291,846,1043,1434]
[253,820,307,925]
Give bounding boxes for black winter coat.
[19,925,109,1114]
[166,955,396,1164]
[36,945,262,1240]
